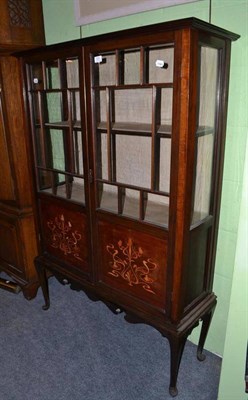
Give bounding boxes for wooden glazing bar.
[93,82,173,90]
[37,165,84,178]
[115,49,123,85]
[51,171,58,196]
[74,129,80,175]
[139,190,148,220]
[97,182,103,208]
[106,87,113,181]
[118,186,126,214]
[41,61,47,90]
[96,178,170,197]
[58,59,67,89]
[151,86,161,191]
[65,174,72,199]
[37,91,48,168]
[66,89,76,174]
[140,46,148,84]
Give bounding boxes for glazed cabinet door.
[24,49,92,279]
[85,32,175,313]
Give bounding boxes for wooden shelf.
[97,121,172,137]
[42,121,81,129]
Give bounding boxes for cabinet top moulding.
[14,17,240,59]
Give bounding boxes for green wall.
[42,0,247,365]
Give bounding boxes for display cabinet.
[0,0,44,297]
[17,18,239,396]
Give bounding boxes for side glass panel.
[27,57,85,205]
[191,46,218,225]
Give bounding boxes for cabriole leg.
[168,334,188,397]
[197,304,216,361]
[34,257,50,310]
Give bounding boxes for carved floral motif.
[8,0,31,28]
[106,238,158,294]
[47,214,83,261]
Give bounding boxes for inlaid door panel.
[97,220,167,310]
[39,199,89,273]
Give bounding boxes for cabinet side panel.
[97,219,167,310]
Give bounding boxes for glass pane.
[99,183,118,213]
[122,189,139,219]
[45,92,63,123]
[71,90,81,124]
[46,60,60,89]
[30,63,44,90]
[34,128,45,167]
[160,88,173,128]
[114,88,152,125]
[191,46,218,225]
[37,169,53,191]
[73,131,84,175]
[159,138,171,193]
[38,171,85,204]
[123,49,140,85]
[93,53,116,86]
[96,132,108,180]
[198,47,218,130]
[49,129,65,171]
[148,46,174,84]
[94,90,107,129]
[192,134,214,224]
[31,92,40,125]
[144,194,169,227]
[66,58,79,88]
[116,135,151,189]
[70,177,85,204]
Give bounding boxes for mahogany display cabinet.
[16,18,239,396]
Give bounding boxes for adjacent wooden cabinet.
[17,18,239,396]
[0,0,44,297]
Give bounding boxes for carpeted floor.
[0,276,221,400]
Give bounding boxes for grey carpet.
[0,277,221,400]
